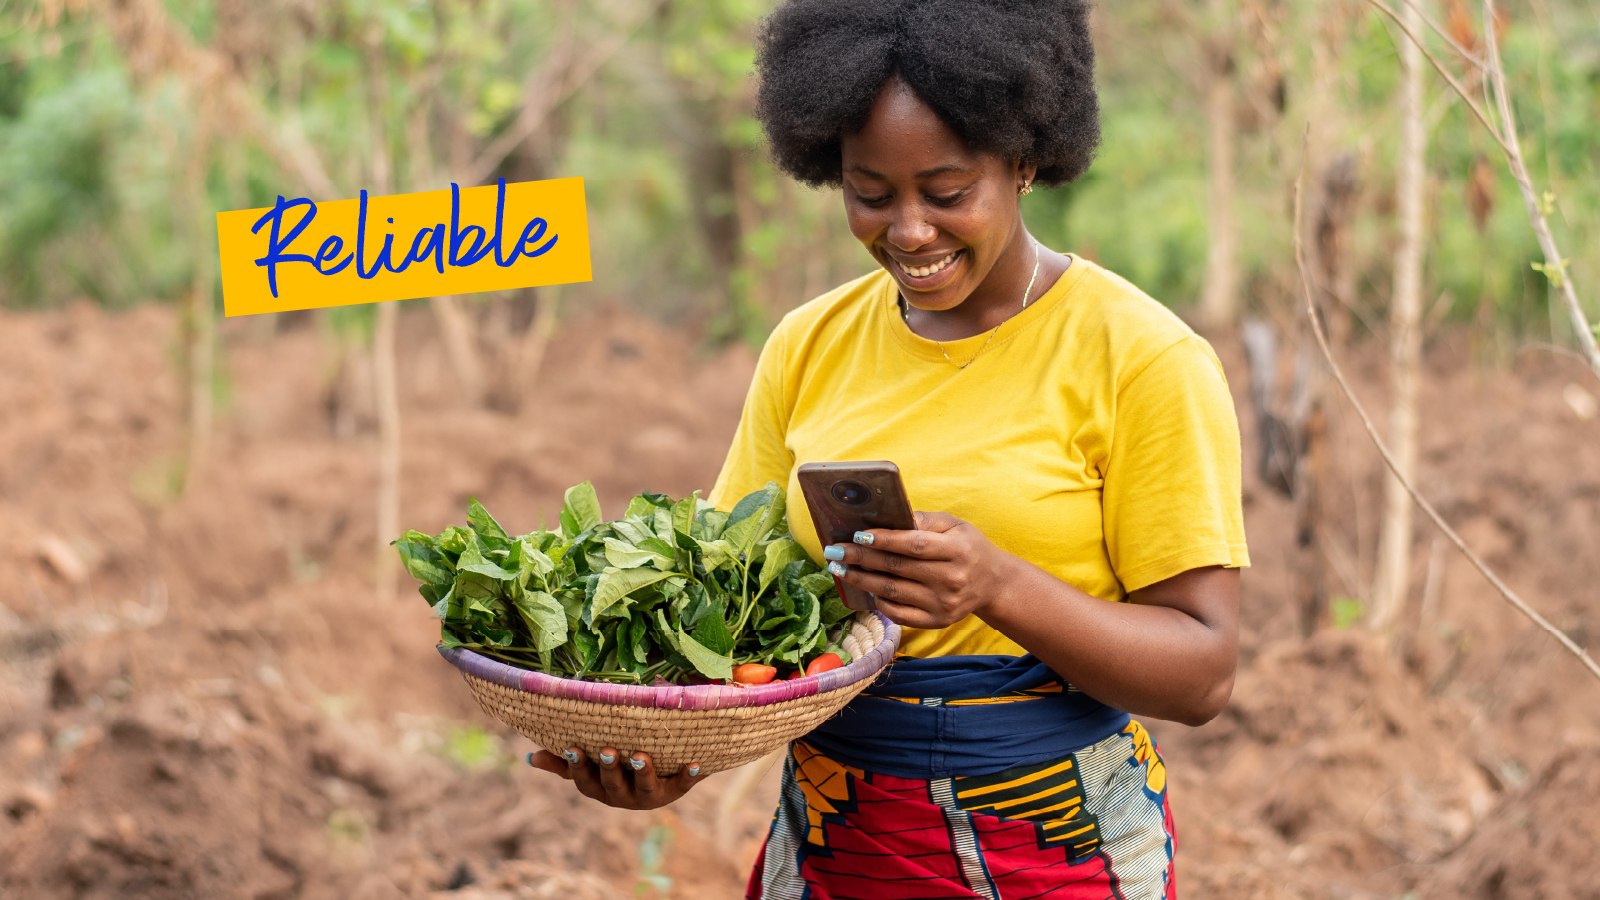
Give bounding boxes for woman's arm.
[828,511,1239,726]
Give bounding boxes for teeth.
[900,251,958,278]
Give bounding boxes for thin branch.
[88,0,339,198]
[464,0,670,185]
[1292,127,1600,684]
[1363,0,1511,157]
[1366,0,1599,380]
[1482,0,1600,380]
[1391,0,1489,70]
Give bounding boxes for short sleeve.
[708,322,796,511]
[1101,335,1250,593]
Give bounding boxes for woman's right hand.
[526,746,705,810]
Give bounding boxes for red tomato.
[732,663,778,685]
[804,653,845,677]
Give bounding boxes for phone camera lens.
[831,480,872,507]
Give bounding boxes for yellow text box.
[217,177,591,316]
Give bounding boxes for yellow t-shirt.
[707,257,1250,658]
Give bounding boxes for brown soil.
[1,301,1596,898]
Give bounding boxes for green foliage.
[634,824,674,897]
[442,725,503,771]
[0,0,1595,345]
[394,483,854,684]
[0,68,134,305]
[1331,596,1365,631]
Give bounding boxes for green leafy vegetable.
[393,482,856,685]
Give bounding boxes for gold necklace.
[900,240,1041,370]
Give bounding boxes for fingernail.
[853,531,875,546]
[823,545,845,561]
[599,751,616,766]
[629,756,646,771]
[827,561,847,577]
[563,748,580,765]
[526,752,537,767]
[688,765,701,777]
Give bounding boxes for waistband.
[803,654,1130,779]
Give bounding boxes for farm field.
[2,301,1597,898]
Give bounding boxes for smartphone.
[796,460,916,612]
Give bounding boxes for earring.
[1018,182,1034,197]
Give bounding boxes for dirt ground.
[1,299,1597,899]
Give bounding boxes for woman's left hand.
[825,511,1010,629]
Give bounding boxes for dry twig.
[1292,129,1600,684]
[1364,0,1600,380]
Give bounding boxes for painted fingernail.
[629,756,646,771]
[688,765,702,777]
[599,751,616,766]
[563,748,580,765]
[853,531,875,546]
[526,752,537,767]
[827,561,847,577]
[823,545,845,561]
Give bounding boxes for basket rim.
[436,610,900,711]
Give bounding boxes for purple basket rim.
[436,611,901,711]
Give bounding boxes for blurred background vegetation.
[0,0,1595,348]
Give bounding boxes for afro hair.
[753,0,1100,188]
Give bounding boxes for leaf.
[793,588,821,647]
[435,525,474,557]
[395,534,454,586]
[800,571,836,597]
[516,538,556,579]
[676,628,733,681]
[694,506,730,540]
[562,482,603,537]
[638,536,680,564]
[758,537,807,592]
[696,538,739,572]
[721,483,783,552]
[691,600,735,655]
[573,626,602,673]
[453,570,504,605]
[514,591,568,652]
[671,493,699,538]
[611,517,655,547]
[467,499,511,545]
[652,507,677,542]
[654,609,681,653]
[678,582,712,629]
[626,615,652,672]
[591,567,679,620]
[624,495,659,520]
[456,543,517,581]
[603,537,668,570]
[426,584,453,619]
[820,594,853,628]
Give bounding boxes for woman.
[529,1,1249,896]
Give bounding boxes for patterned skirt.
[745,673,1177,900]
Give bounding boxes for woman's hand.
[825,510,1011,629]
[526,746,704,810]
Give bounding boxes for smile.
[897,251,961,278]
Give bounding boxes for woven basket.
[438,610,900,776]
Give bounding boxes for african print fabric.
[745,656,1177,899]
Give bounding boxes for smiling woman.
[527,2,1249,898]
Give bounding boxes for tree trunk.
[1198,0,1240,327]
[429,296,487,404]
[374,301,402,600]
[366,22,402,600]
[1371,0,1427,633]
[182,124,216,492]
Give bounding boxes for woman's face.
[839,78,1036,316]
